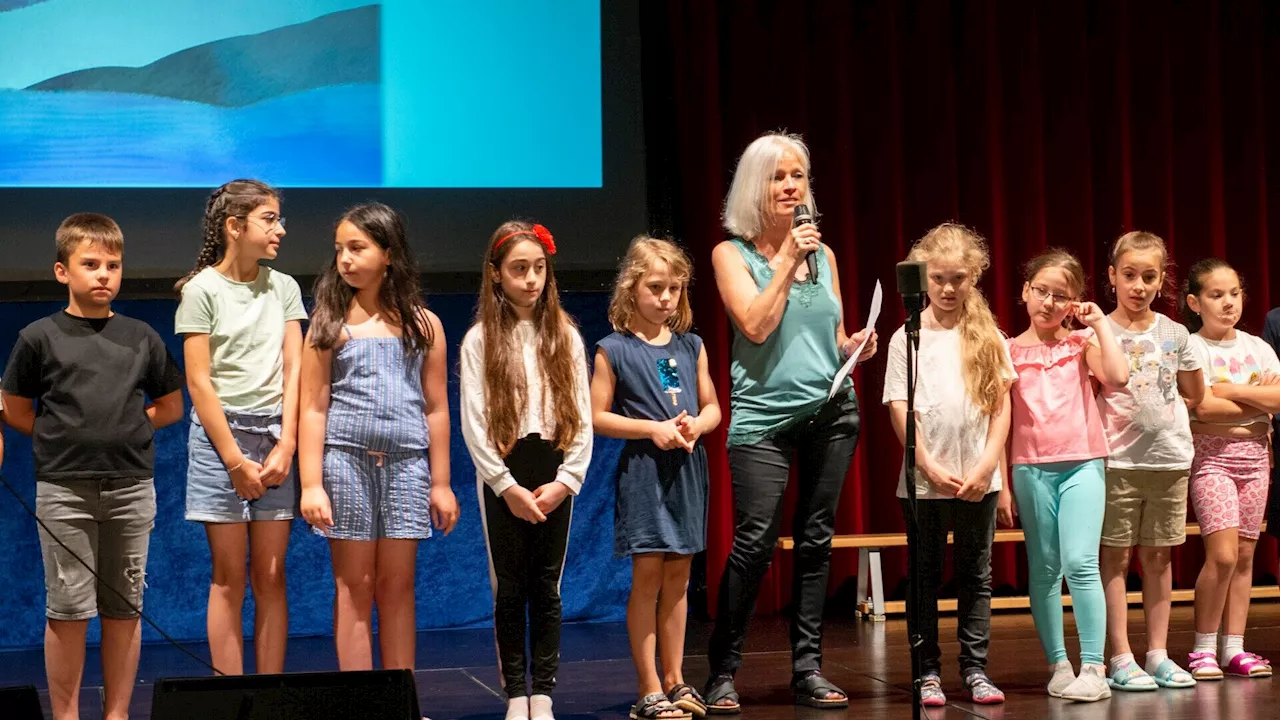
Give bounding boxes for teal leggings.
[1012,459,1106,666]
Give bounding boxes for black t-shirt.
[1,311,185,480]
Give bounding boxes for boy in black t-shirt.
[1,214,184,720]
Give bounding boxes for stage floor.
[1,603,1277,719]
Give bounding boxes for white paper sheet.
[828,280,882,399]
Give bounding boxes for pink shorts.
[1189,435,1271,540]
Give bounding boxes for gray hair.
[722,132,816,240]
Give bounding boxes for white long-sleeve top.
[459,320,593,496]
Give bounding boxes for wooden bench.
[776,523,1278,620]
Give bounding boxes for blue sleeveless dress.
[597,331,709,556]
[321,329,433,540]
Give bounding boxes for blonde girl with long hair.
[882,223,1015,707]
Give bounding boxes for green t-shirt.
[174,266,308,413]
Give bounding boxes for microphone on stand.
[793,204,818,284]
[896,260,928,330]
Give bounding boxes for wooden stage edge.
[870,586,1280,616]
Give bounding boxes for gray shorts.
[185,410,298,523]
[35,477,156,621]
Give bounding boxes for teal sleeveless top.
[727,237,846,446]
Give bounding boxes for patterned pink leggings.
[1189,434,1270,540]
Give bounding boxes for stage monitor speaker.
[151,669,421,720]
[0,685,42,719]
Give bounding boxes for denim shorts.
[36,477,155,621]
[321,445,432,540]
[185,410,298,523]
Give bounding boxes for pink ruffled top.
[1006,329,1109,466]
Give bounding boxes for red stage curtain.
[642,0,1280,614]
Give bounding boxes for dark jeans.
[481,436,572,698]
[899,492,998,678]
[708,393,860,677]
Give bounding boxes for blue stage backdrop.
[0,292,628,649]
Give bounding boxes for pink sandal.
[1224,652,1272,678]
[1188,652,1223,681]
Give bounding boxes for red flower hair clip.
[531,224,556,254]
[496,223,557,255]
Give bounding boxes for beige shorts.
[1100,468,1189,548]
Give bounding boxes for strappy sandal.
[792,671,849,709]
[668,683,707,717]
[703,674,741,715]
[630,693,690,720]
[1225,652,1272,678]
[1150,658,1196,688]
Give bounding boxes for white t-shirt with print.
[1096,314,1200,470]
[1188,329,1280,427]
[882,324,1017,500]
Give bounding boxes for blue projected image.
[0,0,602,188]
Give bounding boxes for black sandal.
[668,683,708,718]
[703,674,741,715]
[792,671,849,709]
[630,693,689,720]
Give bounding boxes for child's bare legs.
[658,554,693,693]
[46,618,140,720]
[1223,537,1258,637]
[45,619,87,720]
[375,539,420,670]
[1100,545,1133,657]
[248,520,291,674]
[205,523,248,675]
[628,553,667,699]
[1193,529,1238,635]
[1138,546,1174,652]
[101,616,142,720]
[331,539,377,670]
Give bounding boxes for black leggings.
[480,435,573,698]
[708,393,861,677]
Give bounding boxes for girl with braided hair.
[174,179,308,675]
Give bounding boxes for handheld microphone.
[793,204,818,284]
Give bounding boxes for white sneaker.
[506,697,530,720]
[1047,660,1075,698]
[1060,664,1111,702]
[531,694,555,720]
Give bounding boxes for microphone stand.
[902,291,926,720]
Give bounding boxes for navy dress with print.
[598,331,709,557]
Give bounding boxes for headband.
[495,223,557,255]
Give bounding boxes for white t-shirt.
[882,324,1016,500]
[1188,329,1280,427]
[1096,314,1199,470]
[174,266,308,413]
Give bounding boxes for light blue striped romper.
[321,328,432,540]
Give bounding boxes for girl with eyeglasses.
[1002,249,1128,702]
[174,179,308,676]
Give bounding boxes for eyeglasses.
[1028,285,1072,305]
[237,213,286,231]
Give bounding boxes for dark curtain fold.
[643,0,1280,614]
